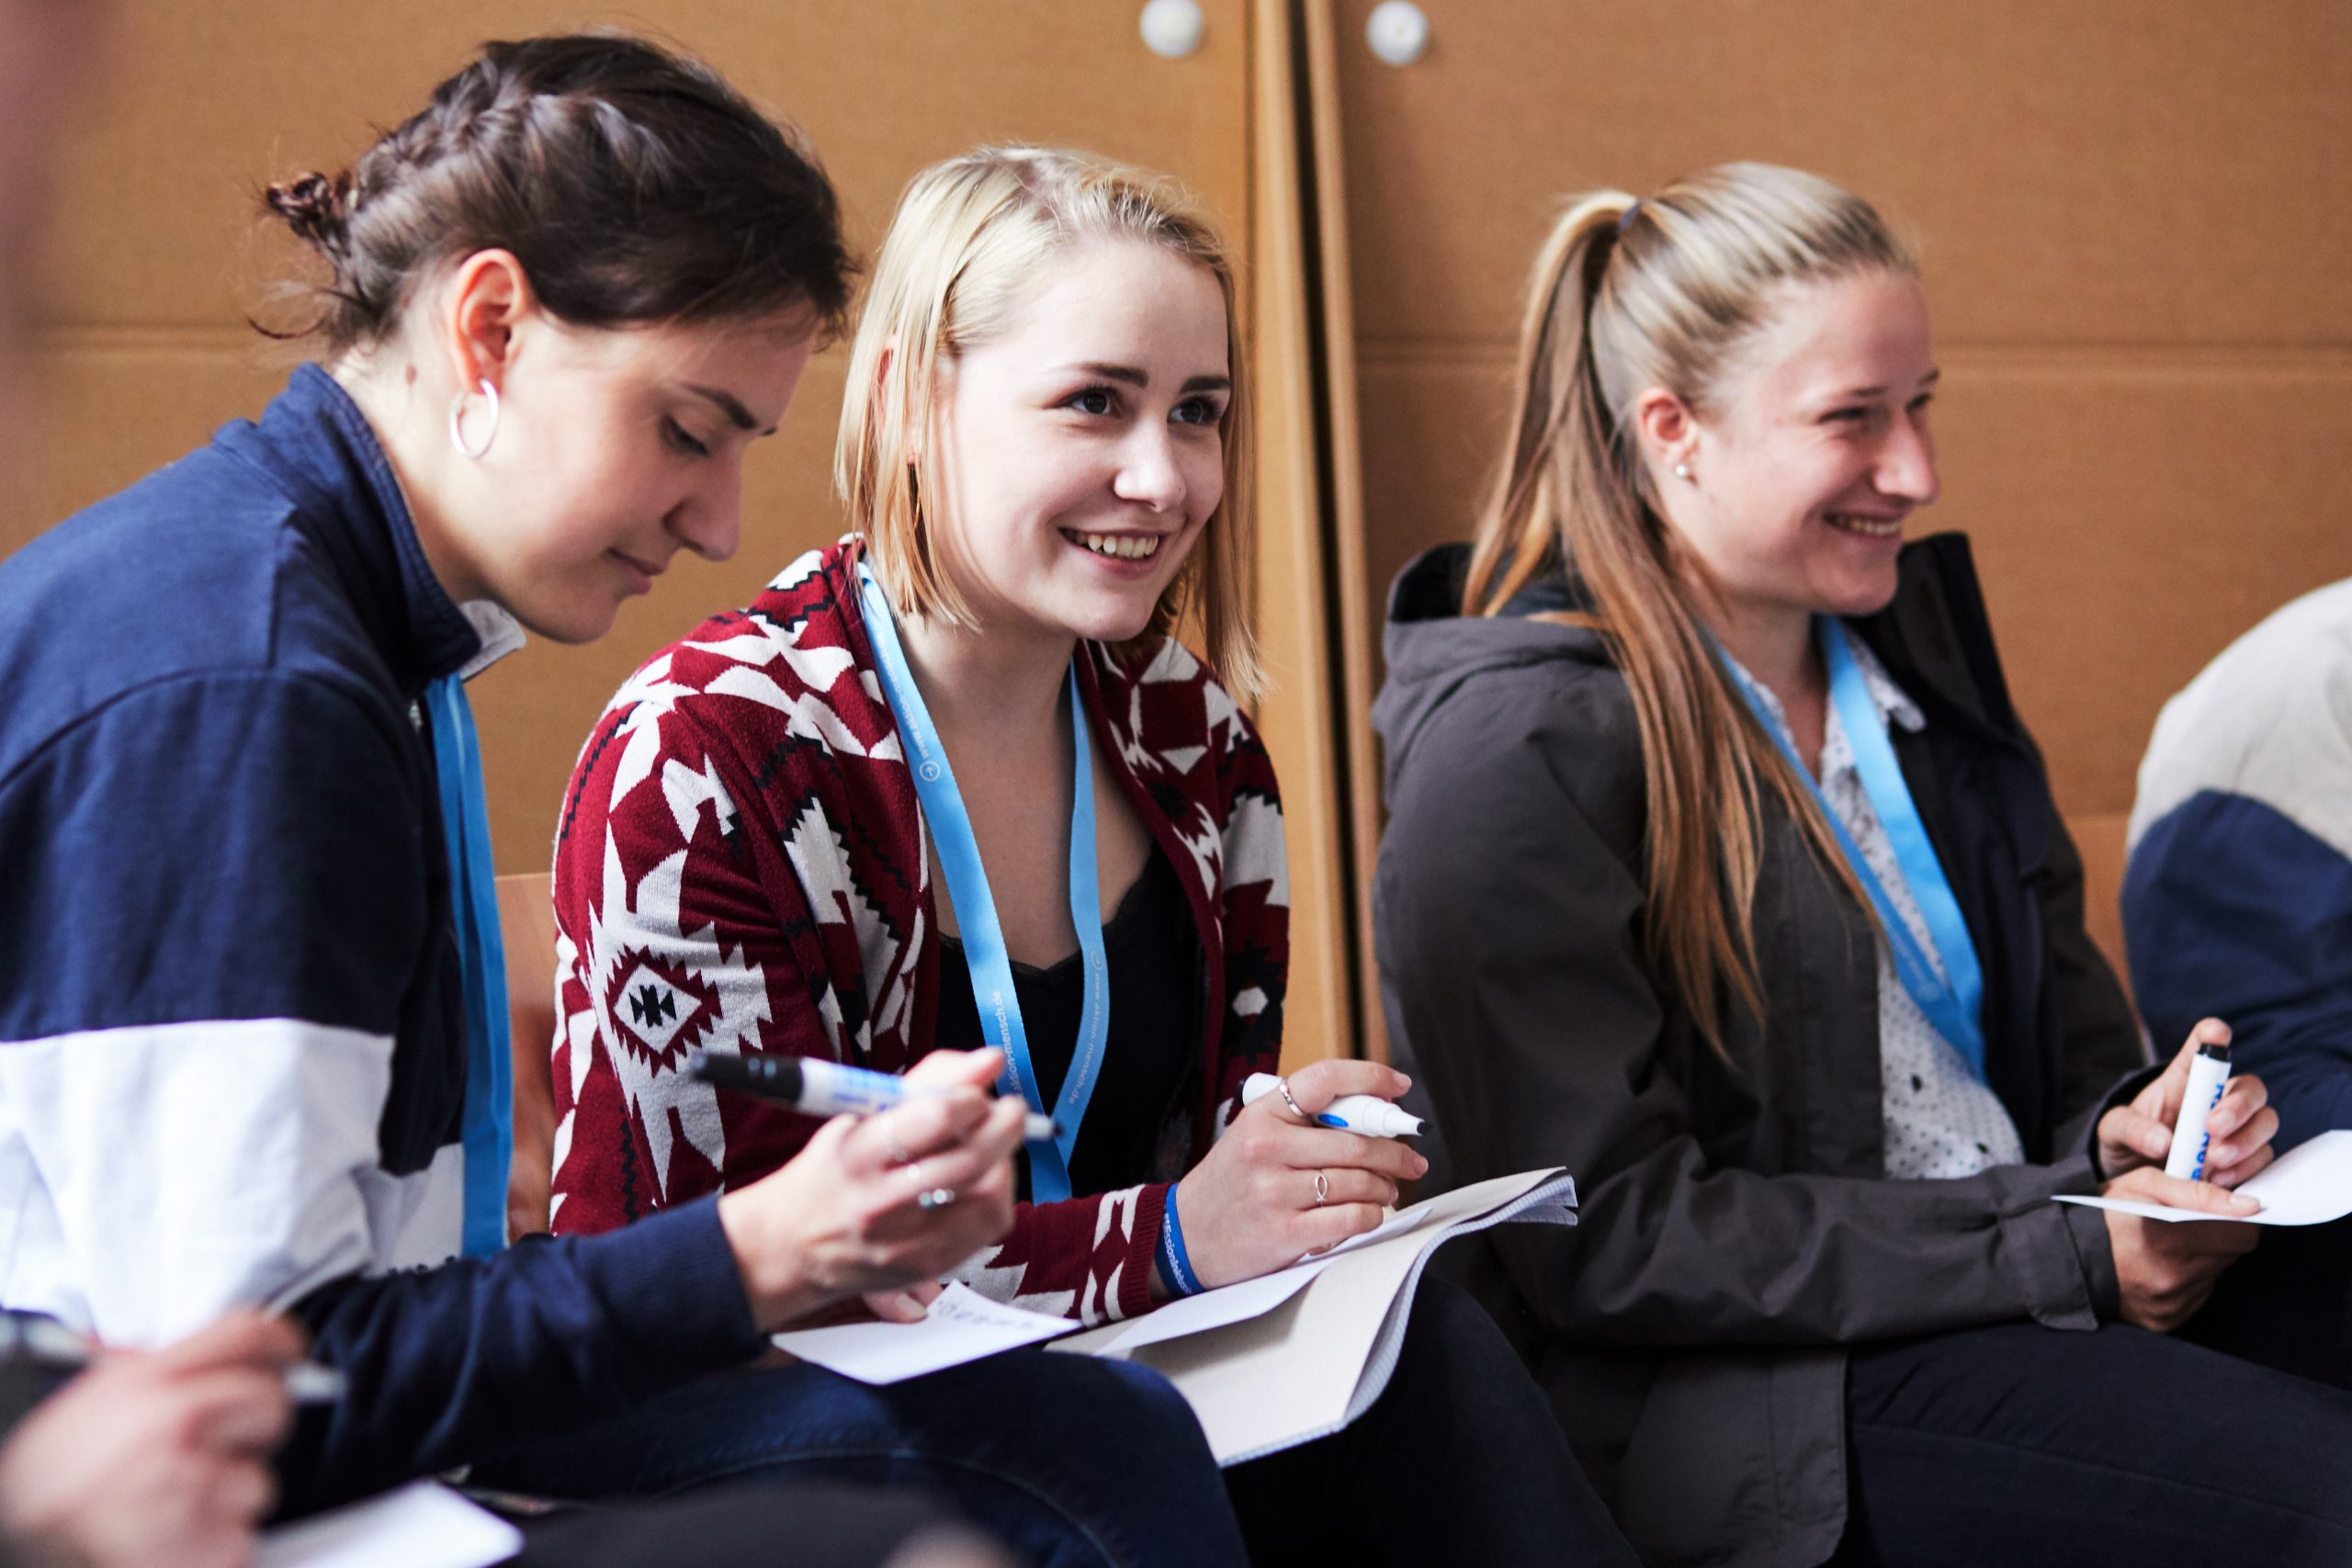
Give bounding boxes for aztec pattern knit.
[548,540,1289,1325]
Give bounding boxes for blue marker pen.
[1239,1073,1423,1139]
[689,1050,1058,1143]
[2163,1039,2233,1182]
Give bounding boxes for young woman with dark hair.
[0,35,1209,1565]
[1374,163,2352,1568]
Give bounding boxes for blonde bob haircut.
[1464,163,1916,1046]
[836,145,1261,699]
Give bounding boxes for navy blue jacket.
[2126,578,2352,1154]
[0,366,764,1512]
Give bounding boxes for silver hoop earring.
[448,378,500,461]
[1673,461,1693,481]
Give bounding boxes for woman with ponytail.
[1374,164,2352,1567]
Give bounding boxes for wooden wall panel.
[43,2,1255,333]
[11,0,1261,877]
[1332,0,2352,962]
[1339,1,2352,349]
[1942,352,2352,814]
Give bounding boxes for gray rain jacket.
[1373,535,2150,1568]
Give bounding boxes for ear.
[438,249,537,392]
[1630,385,1698,474]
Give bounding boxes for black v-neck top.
[935,848,1201,1201]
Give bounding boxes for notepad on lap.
[254,1482,523,1568]
[1051,1168,1577,1464]
[772,1282,1079,1383]
[761,1168,1577,1465]
[2055,1128,2352,1226]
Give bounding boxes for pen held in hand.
[0,1313,345,1404]
[1240,1073,1423,1139]
[2165,1038,2233,1182]
[689,1050,1059,1143]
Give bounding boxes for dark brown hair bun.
[263,170,353,257]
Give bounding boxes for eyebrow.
[1071,362,1234,395]
[684,383,775,435]
[1828,367,1942,400]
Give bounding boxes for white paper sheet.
[255,1482,523,1568]
[771,1281,1078,1383]
[1051,1168,1578,1465]
[1071,1256,1337,1357]
[2055,1128,2352,1226]
[1324,1201,1436,1256]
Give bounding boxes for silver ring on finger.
[1312,1169,1330,1208]
[915,1187,957,1211]
[1276,1077,1314,1124]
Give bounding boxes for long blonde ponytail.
[1464,165,1915,1045]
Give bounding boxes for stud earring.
[1672,461,1692,481]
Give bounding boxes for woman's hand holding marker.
[1171,1060,1428,1292]
[2090,1019,2276,1334]
[2095,1019,2278,1189]
[718,1048,1026,1331]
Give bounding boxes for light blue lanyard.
[855,565,1106,1202]
[424,674,514,1255]
[1722,619,1988,1078]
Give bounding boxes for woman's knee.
[1398,1274,1528,1384]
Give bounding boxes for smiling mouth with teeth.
[1824,513,1904,539]
[1068,531,1164,561]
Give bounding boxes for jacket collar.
[213,364,521,695]
[1725,625,1928,739]
[1375,535,2025,773]
[1848,533,2028,755]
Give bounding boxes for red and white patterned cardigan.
[545,540,1289,1325]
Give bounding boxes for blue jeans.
[471,1348,1246,1568]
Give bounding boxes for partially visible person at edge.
[1372,162,2352,1568]
[539,143,1638,1568]
[0,7,308,1568]
[0,30,1037,1568]
[2126,581,2352,1155]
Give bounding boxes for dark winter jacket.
[1373,534,2149,1568]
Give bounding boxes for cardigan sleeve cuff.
[1118,1182,1173,1321]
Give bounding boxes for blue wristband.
[1159,1180,1205,1297]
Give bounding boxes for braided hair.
[261,33,854,352]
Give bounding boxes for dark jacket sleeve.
[0,672,766,1517]
[284,1201,763,1511]
[1375,669,2108,1349]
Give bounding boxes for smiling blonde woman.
[548,144,1635,1567]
